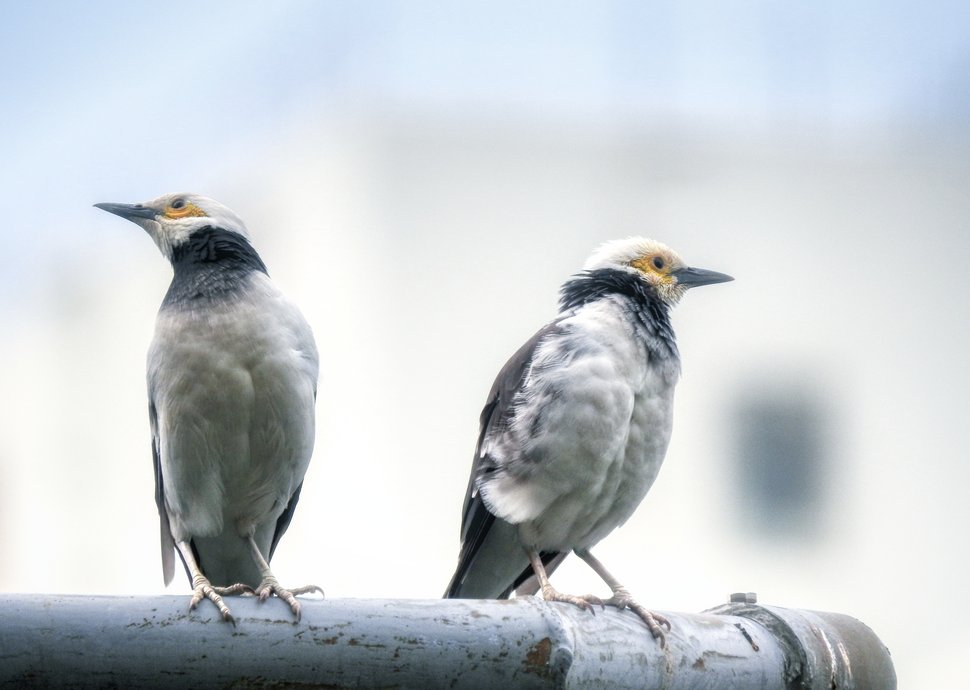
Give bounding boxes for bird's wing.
[268,480,303,561]
[149,397,178,586]
[445,321,566,599]
[267,345,317,562]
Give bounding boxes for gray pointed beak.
[94,202,157,222]
[673,266,734,288]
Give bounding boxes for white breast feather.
[477,298,677,551]
[150,273,318,543]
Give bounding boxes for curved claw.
[592,587,670,646]
[623,600,669,647]
[255,577,324,622]
[188,580,238,626]
[580,594,606,610]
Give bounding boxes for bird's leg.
[176,540,250,625]
[246,535,323,622]
[526,547,596,614]
[575,548,670,646]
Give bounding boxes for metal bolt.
[729,592,758,604]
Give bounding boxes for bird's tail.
[444,516,565,599]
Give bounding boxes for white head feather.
[115,193,251,260]
[580,236,732,306]
[583,236,685,273]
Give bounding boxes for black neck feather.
[559,268,679,360]
[162,226,267,307]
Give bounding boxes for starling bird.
[444,237,732,645]
[96,193,321,623]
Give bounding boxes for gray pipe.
[0,594,894,689]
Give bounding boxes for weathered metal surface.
[708,603,898,690]
[0,595,895,689]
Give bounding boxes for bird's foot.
[601,586,670,647]
[188,577,251,625]
[255,576,324,622]
[540,583,600,615]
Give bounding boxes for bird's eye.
[164,197,205,219]
[652,256,665,270]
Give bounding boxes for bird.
[444,237,732,646]
[95,193,321,624]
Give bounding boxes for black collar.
[559,268,679,360]
[162,226,267,307]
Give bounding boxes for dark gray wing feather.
[444,320,567,598]
[268,481,303,561]
[149,398,181,586]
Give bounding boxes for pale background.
[2,2,968,686]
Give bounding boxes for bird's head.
[584,237,733,305]
[94,193,249,260]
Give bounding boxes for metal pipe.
[0,594,894,689]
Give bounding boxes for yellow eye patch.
[164,202,207,219]
[631,254,668,275]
